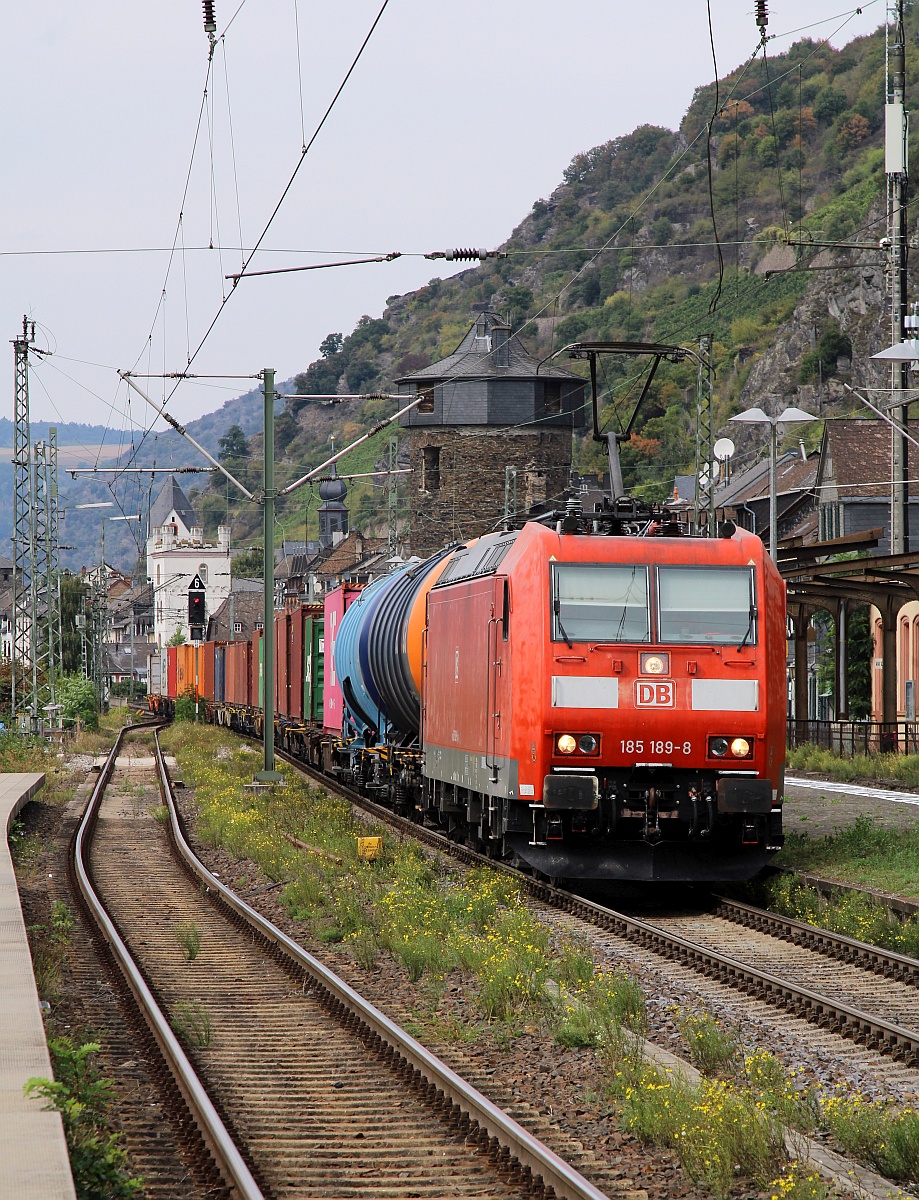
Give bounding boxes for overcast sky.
[1,0,884,437]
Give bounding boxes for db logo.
[634,680,675,707]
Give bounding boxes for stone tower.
[317,452,349,550]
[396,311,584,557]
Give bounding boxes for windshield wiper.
[554,599,573,649]
[738,605,756,650]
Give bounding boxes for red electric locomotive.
[421,520,784,881]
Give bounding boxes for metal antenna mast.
[48,426,62,683]
[31,440,50,725]
[11,317,34,723]
[693,336,715,535]
[887,0,909,553]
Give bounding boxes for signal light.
[708,735,753,759]
[640,652,669,676]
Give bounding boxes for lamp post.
[871,335,919,554]
[729,407,817,558]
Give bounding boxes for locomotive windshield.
[657,566,755,645]
[551,564,650,643]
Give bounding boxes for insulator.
[755,0,768,29]
[444,247,487,261]
[202,0,217,33]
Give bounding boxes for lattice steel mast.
[11,317,34,724]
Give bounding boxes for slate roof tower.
[317,450,349,551]
[396,311,584,557]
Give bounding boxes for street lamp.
[871,336,919,555]
[729,406,817,557]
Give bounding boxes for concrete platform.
[784,773,919,839]
[0,772,76,1199]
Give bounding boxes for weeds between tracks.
[163,724,919,1195]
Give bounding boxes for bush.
[813,86,848,123]
[173,690,197,723]
[25,1039,142,1198]
[59,676,99,731]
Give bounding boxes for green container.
[303,616,325,724]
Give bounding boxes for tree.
[232,546,264,578]
[166,626,186,647]
[847,607,873,720]
[60,574,88,675]
[59,676,99,730]
[218,425,248,478]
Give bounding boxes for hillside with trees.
[195,14,918,546]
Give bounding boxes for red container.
[288,608,305,723]
[198,642,218,702]
[225,639,252,706]
[274,613,287,718]
[323,584,362,733]
[166,646,178,699]
[175,644,195,697]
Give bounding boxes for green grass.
[787,742,919,787]
[774,813,919,899]
[743,868,919,957]
[164,724,919,1191]
[161,724,618,1028]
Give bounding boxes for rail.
[152,729,612,1200]
[72,723,265,1200]
[273,747,919,1063]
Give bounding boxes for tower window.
[544,381,563,414]
[416,382,435,414]
[423,445,441,492]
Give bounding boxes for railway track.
[274,747,919,1072]
[72,723,618,1200]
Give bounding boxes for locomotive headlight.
[578,734,598,754]
[556,734,577,755]
[730,737,752,758]
[640,652,669,676]
[709,736,730,757]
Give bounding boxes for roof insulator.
[202,0,217,34]
[424,248,508,262]
[755,1,768,31]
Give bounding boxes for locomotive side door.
[485,577,512,789]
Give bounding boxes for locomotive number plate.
[621,739,693,755]
[634,679,675,707]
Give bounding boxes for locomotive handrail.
[152,730,612,1200]
[74,724,265,1200]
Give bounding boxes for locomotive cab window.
[657,566,755,645]
[551,564,649,643]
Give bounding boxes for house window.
[198,564,208,583]
[416,382,435,414]
[544,380,563,414]
[234,621,242,634]
[422,445,441,491]
[255,621,264,631]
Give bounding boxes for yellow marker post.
[357,836,383,861]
